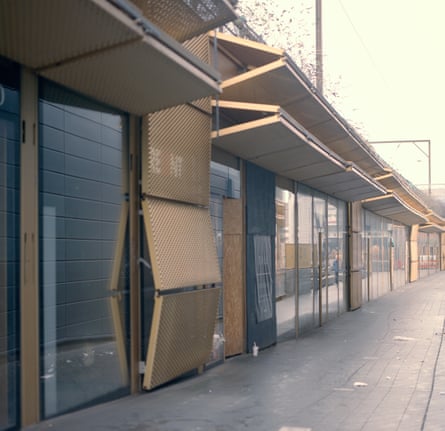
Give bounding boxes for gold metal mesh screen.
[184,35,214,114]
[143,287,220,389]
[0,0,140,69]
[132,0,235,42]
[142,102,212,206]
[142,198,221,290]
[183,34,211,64]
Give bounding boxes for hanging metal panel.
[216,36,387,177]
[132,0,236,42]
[2,1,223,115]
[142,103,212,206]
[0,0,140,68]
[143,287,220,390]
[212,108,386,202]
[211,31,284,69]
[41,38,219,116]
[183,34,211,64]
[142,198,221,290]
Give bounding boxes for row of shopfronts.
[1,1,445,429]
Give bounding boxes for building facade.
[1,2,445,430]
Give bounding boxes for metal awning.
[217,43,387,177]
[212,102,386,202]
[426,212,445,227]
[376,173,430,215]
[133,0,236,42]
[361,194,428,225]
[0,0,222,114]
[211,31,284,70]
[419,223,445,233]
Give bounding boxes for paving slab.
[26,272,445,431]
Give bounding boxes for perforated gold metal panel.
[143,287,220,390]
[183,34,211,64]
[142,198,221,290]
[0,0,140,69]
[41,39,219,116]
[142,103,212,206]
[132,0,236,42]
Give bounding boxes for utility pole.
[315,0,323,93]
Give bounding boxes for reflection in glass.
[297,186,347,334]
[297,187,314,333]
[327,200,339,320]
[392,224,408,289]
[363,211,409,299]
[275,187,296,340]
[418,231,440,279]
[313,194,326,325]
[0,58,20,431]
[39,81,130,418]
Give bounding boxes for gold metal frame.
[20,68,40,426]
[143,287,220,390]
[108,201,129,386]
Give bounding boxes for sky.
[322,0,444,190]
[237,0,445,190]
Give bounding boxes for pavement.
[27,272,445,431]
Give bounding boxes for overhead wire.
[336,0,391,91]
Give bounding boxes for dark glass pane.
[39,80,130,418]
[0,56,20,431]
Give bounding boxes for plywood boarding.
[350,202,362,233]
[298,244,312,269]
[350,232,362,272]
[285,244,296,270]
[223,197,243,235]
[143,287,220,390]
[223,198,245,357]
[350,270,362,310]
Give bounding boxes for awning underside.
[419,223,445,233]
[212,106,386,202]
[377,175,431,214]
[220,56,386,177]
[211,31,284,69]
[0,0,221,114]
[362,195,428,225]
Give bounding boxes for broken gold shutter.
[141,36,221,389]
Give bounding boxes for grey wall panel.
[245,162,276,351]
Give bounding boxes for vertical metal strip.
[367,238,371,302]
[129,115,141,394]
[240,160,247,351]
[294,181,299,337]
[20,67,39,426]
[142,294,163,390]
[318,231,322,327]
[389,239,394,291]
[325,201,329,319]
[109,201,129,386]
